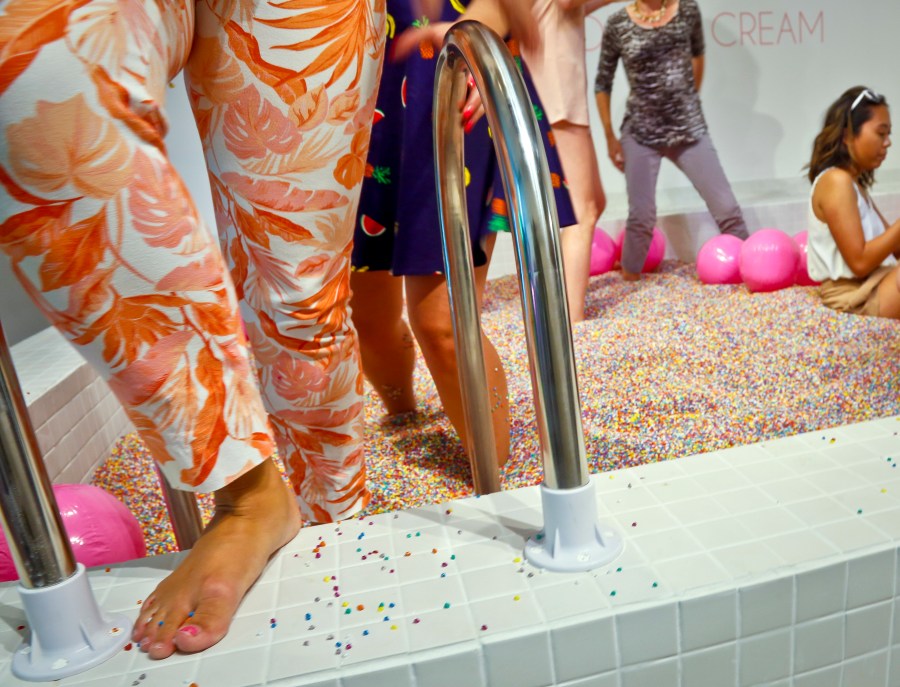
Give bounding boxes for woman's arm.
[689,0,705,91]
[594,18,623,170]
[465,0,538,50]
[872,201,900,259]
[814,170,900,277]
[392,0,538,60]
[595,91,624,171]
[692,54,704,91]
[558,0,626,12]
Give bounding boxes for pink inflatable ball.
[614,227,667,273]
[739,228,800,293]
[0,484,146,582]
[589,228,617,276]
[792,231,820,286]
[696,234,744,285]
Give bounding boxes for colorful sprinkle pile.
[91,262,900,555]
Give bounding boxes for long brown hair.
[807,86,888,189]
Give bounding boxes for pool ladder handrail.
[0,26,625,682]
[433,21,624,571]
[0,321,130,680]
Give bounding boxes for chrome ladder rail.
[0,321,129,680]
[434,22,623,571]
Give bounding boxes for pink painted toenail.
[178,625,200,637]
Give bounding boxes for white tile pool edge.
[1,416,898,686]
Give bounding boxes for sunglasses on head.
[850,88,882,112]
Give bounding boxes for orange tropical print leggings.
[0,0,385,523]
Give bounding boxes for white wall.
[2,0,898,343]
[584,0,899,204]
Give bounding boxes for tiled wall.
[10,327,132,483]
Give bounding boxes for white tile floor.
[2,416,900,686]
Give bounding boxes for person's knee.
[409,315,455,364]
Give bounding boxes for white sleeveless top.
[807,169,896,281]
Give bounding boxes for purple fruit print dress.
[352,0,576,275]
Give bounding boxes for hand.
[607,136,625,172]
[391,23,484,133]
[412,0,444,20]
[391,21,453,63]
[393,2,540,59]
[462,74,485,133]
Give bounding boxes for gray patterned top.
[594,0,707,148]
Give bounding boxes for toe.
[172,599,234,654]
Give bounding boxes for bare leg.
[405,238,510,466]
[553,121,606,322]
[131,459,300,658]
[350,270,417,415]
[878,265,900,319]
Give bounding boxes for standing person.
[520,0,624,322]
[0,0,385,660]
[349,0,576,467]
[594,0,749,281]
[806,87,900,318]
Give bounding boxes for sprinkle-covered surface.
[8,414,900,686]
[91,261,900,555]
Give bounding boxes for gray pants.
[620,132,749,275]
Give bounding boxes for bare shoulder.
[812,168,858,224]
[814,168,854,201]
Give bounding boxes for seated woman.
[807,86,900,318]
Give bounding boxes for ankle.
[214,459,291,513]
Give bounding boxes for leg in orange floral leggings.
[0,0,384,659]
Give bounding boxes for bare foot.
[132,459,301,659]
[375,383,417,416]
[622,270,640,282]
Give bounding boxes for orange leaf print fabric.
[0,203,71,262]
[107,329,194,407]
[185,35,245,106]
[221,172,348,212]
[223,86,303,158]
[129,150,197,247]
[260,0,384,88]
[74,294,185,367]
[7,94,132,198]
[39,206,109,291]
[0,0,385,519]
[66,0,160,72]
[0,0,89,96]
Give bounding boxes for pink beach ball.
[739,228,800,293]
[792,231,820,286]
[589,228,617,276]
[696,234,744,285]
[615,227,666,273]
[0,484,146,582]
